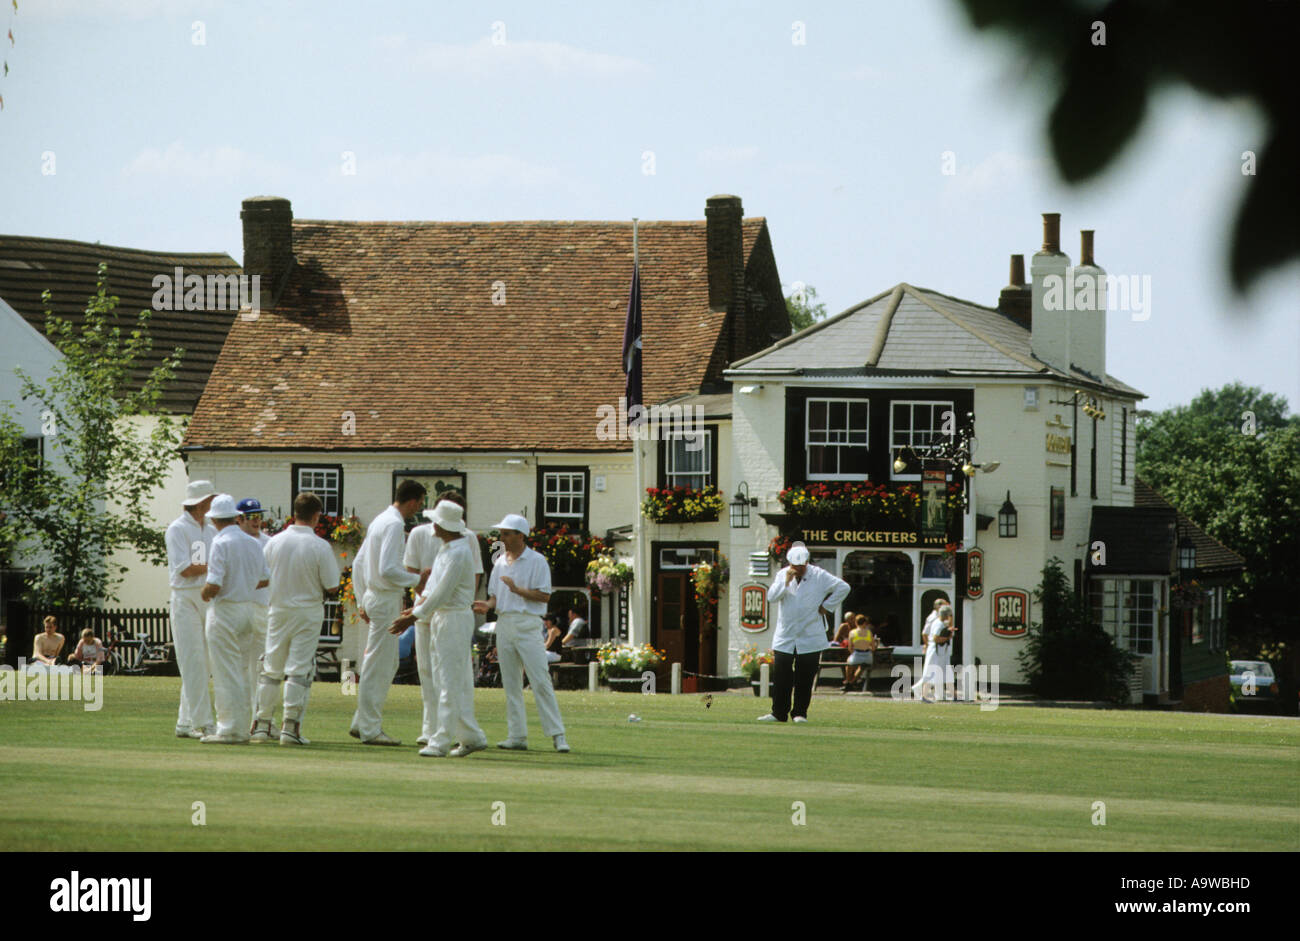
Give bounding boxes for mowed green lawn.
[1,677,1297,851]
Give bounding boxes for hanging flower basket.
[692,554,730,632]
[586,554,634,595]
[641,486,724,524]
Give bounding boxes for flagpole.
[630,218,643,647]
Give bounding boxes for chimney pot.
[1080,229,1095,266]
[1009,254,1026,287]
[1041,212,1061,254]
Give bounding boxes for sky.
[2,0,1296,414]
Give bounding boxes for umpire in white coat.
[200,494,271,744]
[165,480,217,738]
[760,543,850,724]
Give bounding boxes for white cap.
[428,499,470,534]
[787,544,810,565]
[182,480,217,507]
[493,513,531,534]
[206,493,240,520]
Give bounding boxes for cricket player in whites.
[473,513,570,753]
[402,490,483,747]
[165,480,217,738]
[252,492,340,745]
[236,497,273,729]
[349,480,426,745]
[393,499,486,757]
[200,494,271,744]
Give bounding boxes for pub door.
[654,572,700,674]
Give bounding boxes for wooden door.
[655,573,693,672]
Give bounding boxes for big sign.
[991,588,1030,637]
[739,584,768,632]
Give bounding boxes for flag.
[622,262,642,422]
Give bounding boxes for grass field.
[2,677,1297,851]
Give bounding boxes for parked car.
[1229,660,1280,712]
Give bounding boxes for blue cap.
[236,497,264,515]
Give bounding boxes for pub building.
[715,213,1240,706]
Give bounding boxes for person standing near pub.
[166,480,217,739]
[200,494,271,745]
[236,497,273,729]
[472,513,570,753]
[349,480,426,746]
[759,543,850,724]
[253,492,340,745]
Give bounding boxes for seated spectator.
[561,605,589,647]
[843,615,879,692]
[832,611,854,647]
[32,616,65,666]
[68,628,107,672]
[542,613,563,663]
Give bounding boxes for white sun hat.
[787,544,810,565]
[206,493,240,520]
[182,480,217,507]
[429,500,471,534]
[492,513,531,534]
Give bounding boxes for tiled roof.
[1134,478,1246,575]
[0,235,243,413]
[185,218,769,452]
[727,282,1144,398]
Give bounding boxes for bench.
[817,645,925,690]
[549,662,589,690]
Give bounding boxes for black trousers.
[770,649,821,720]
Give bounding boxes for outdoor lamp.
[998,491,1018,538]
[730,481,756,528]
[893,451,907,474]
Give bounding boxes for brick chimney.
[705,194,744,313]
[1070,229,1106,381]
[997,254,1031,329]
[240,196,293,310]
[1030,212,1071,372]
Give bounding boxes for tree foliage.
[1135,383,1299,657]
[953,0,1299,291]
[1017,558,1138,703]
[785,284,828,333]
[0,264,184,609]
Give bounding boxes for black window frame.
[291,463,345,518]
[656,423,720,492]
[536,465,590,532]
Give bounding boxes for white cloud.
[699,146,759,165]
[839,65,884,82]
[122,142,285,181]
[23,0,207,17]
[376,34,651,78]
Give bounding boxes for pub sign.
[991,588,1030,637]
[966,548,984,600]
[739,584,768,632]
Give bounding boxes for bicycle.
[104,632,169,676]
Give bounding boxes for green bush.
[1017,559,1138,703]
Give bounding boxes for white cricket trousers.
[495,612,565,742]
[170,587,213,732]
[415,617,440,742]
[205,599,259,739]
[351,590,403,740]
[429,608,486,752]
[247,603,269,719]
[256,604,323,727]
